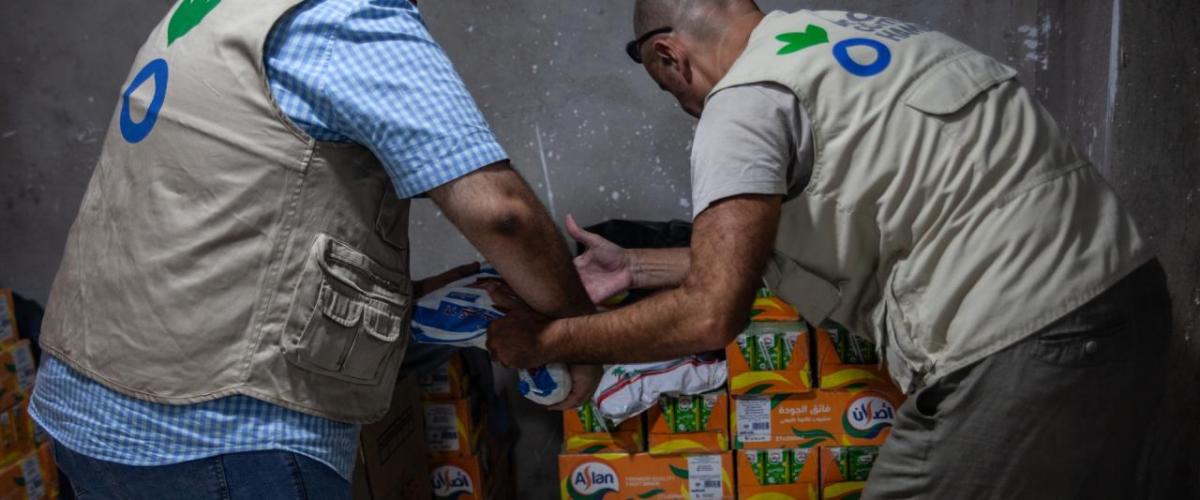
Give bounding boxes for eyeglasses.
[625,27,673,63]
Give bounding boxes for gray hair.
[633,0,758,41]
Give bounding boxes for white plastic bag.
[593,354,727,423]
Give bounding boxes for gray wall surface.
[1,0,1197,498]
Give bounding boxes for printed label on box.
[424,404,460,452]
[736,396,772,443]
[688,455,724,499]
[420,364,452,396]
[10,345,34,392]
[19,455,44,500]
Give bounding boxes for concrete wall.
[1,0,1196,497]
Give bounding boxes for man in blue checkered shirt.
[30,0,599,498]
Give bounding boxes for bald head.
[633,0,759,41]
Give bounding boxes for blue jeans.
[53,442,349,500]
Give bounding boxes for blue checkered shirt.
[30,0,506,480]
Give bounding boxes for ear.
[651,39,691,82]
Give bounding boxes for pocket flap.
[317,282,363,327]
[361,302,404,343]
[763,253,842,324]
[905,53,1017,115]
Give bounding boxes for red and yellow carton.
[0,442,56,500]
[749,289,800,322]
[418,352,472,400]
[0,341,36,413]
[0,291,20,347]
[734,448,818,500]
[726,323,812,395]
[819,445,880,499]
[423,397,483,455]
[732,389,902,450]
[562,403,644,454]
[558,452,734,499]
[814,322,892,391]
[645,391,729,455]
[429,452,490,500]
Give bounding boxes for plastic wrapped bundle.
[411,267,571,406]
[593,354,727,423]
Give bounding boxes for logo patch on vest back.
[774,12,931,77]
[168,0,222,46]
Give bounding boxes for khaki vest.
[41,0,413,423]
[712,10,1150,391]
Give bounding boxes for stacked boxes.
[419,352,515,500]
[0,289,58,500]
[730,289,903,499]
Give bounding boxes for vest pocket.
[904,52,1017,116]
[285,235,411,385]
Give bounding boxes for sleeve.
[689,83,812,219]
[314,1,508,198]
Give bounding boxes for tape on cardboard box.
[733,389,902,449]
[558,452,734,499]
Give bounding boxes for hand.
[412,262,480,298]
[566,214,633,304]
[483,283,554,369]
[550,364,603,411]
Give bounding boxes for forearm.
[540,195,781,364]
[628,247,690,289]
[431,163,593,318]
[543,281,745,364]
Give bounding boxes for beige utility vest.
[41,0,413,423]
[712,10,1150,391]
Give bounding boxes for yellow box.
[749,289,800,322]
[0,405,31,467]
[429,452,490,500]
[563,403,644,453]
[822,482,868,499]
[815,323,892,391]
[558,452,734,499]
[726,323,812,395]
[423,397,482,455]
[645,391,729,455]
[733,389,903,449]
[564,431,643,454]
[0,443,55,500]
[417,352,472,400]
[0,290,19,346]
[0,341,36,413]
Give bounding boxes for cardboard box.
[819,446,880,483]
[0,342,36,413]
[0,291,19,346]
[352,373,433,500]
[430,453,490,500]
[418,352,471,400]
[0,405,30,467]
[732,389,902,449]
[821,481,868,499]
[734,448,818,499]
[563,431,644,454]
[0,443,54,500]
[749,289,801,322]
[424,397,483,455]
[558,452,734,499]
[14,399,47,452]
[562,403,644,453]
[727,323,812,395]
[815,323,892,391]
[646,391,729,455]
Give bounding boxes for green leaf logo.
[637,489,665,498]
[776,25,830,55]
[791,428,836,448]
[167,0,222,46]
[582,444,607,454]
[668,464,689,480]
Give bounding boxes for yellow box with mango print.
[558,452,734,499]
[726,323,813,395]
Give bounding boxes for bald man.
[488,1,1168,497]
